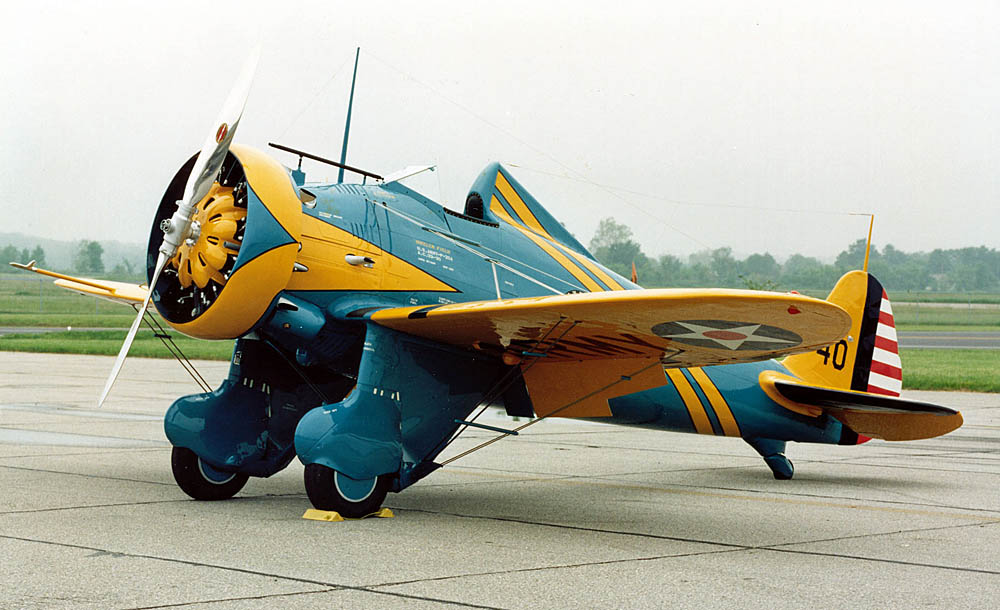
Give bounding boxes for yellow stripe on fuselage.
[489,196,604,292]
[687,367,741,437]
[558,242,625,290]
[495,171,625,291]
[495,171,548,235]
[665,369,714,435]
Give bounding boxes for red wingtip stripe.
[856,434,872,444]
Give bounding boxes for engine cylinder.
[148,145,302,340]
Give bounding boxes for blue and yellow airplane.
[12,51,961,517]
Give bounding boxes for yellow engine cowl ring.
[149,145,302,340]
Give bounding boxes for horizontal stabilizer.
[773,378,957,416]
[759,371,962,441]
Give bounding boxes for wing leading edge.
[371,289,852,417]
[371,288,851,365]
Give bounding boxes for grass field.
[2,273,999,393]
[901,349,1000,393]
[0,331,995,393]
[4,274,1000,329]
[0,329,234,360]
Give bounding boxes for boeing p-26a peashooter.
[13,51,962,518]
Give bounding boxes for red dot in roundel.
[215,123,229,144]
[703,330,747,341]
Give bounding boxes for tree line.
[1,240,109,275]
[589,217,1000,292]
[4,224,1000,293]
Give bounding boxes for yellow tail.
[783,270,901,396]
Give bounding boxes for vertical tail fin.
[783,270,901,395]
[770,270,962,443]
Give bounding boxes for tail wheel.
[171,446,249,500]
[304,463,391,518]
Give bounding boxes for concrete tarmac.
[1,352,997,609]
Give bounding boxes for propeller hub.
[169,183,245,290]
[185,220,202,246]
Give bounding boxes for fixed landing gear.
[304,463,391,518]
[171,446,249,500]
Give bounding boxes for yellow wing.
[370,288,851,368]
[9,261,148,305]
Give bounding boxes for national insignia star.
[659,321,795,350]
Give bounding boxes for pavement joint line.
[0,533,506,610]
[370,547,747,590]
[0,425,170,445]
[761,546,1000,576]
[0,498,195,516]
[413,467,1000,519]
[3,454,993,518]
[0,492,318,516]
[393,507,1000,577]
[390,506,749,549]
[595,479,1000,517]
[536,473,1000,521]
[0,447,168,460]
[0,463,178,487]
[763,519,1000,555]
[120,588,340,610]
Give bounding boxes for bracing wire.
[275,50,355,142]
[138,307,212,393]
[506,163,875,217]
[430,318,578,458]
[440,359,664,467]
[364,51,712,251]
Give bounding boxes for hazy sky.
[2,0,997,261]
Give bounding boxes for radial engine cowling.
[148,145,302,340]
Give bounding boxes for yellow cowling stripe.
[688,368,741,437]
[495,171,624,290]
[665,369,714,435]
[489,196,604,292]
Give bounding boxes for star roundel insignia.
[215,123,229,144]
[651,319,802,351]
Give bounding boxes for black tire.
[171,446,249,501]
[304,463,390,518]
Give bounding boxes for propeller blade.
[98,252,168,407]
[182,45,261,207]
[99,45,261,406]
[159,45,261,260]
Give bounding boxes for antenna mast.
[863,214,874,272]
[338,47,360,183]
